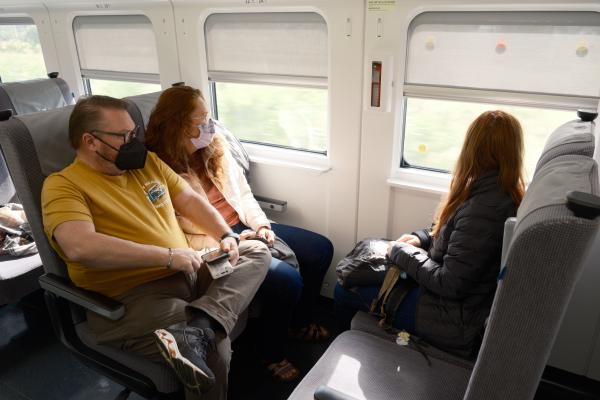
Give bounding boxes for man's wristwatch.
[220,231,240,244]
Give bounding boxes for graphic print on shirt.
[143,181,168,208]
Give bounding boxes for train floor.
[0,290,598,400]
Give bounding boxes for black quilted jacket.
[389,170,517,357]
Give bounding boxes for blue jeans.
[270,223,333,329]
[232,222,333,361]
[333,282,420,333]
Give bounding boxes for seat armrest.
[255,195,287,212]
[314,386,360,400]
[39,273,125,320]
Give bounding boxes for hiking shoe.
[154,327,217,394]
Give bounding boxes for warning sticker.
[368,0,396,11]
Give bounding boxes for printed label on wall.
[368,0,396,11]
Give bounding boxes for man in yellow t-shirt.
[41,95,270,400]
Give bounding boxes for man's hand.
[220,237,240,266]
[170,248,203,274]
[257,227,275,247]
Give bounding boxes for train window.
[0,18,46,82]
[73,15,160,96]
[402,12,600,178]
[403,98,573,181]
[205,12,328,154]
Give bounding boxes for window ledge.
[244,143,331,174]
[388,168,451,196]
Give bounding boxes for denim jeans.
[333,282,420,333]
[232,222,333,361]
[270,223,334,328]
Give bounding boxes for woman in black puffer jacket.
[335,110,525,358]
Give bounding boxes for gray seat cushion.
[0,253,43,305]
[534,119,595,176]
[0,253,42,280]
[287,330,472,400]
[351,311,475,370]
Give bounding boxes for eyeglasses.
[92,125,139,143]
[191,113,210,124]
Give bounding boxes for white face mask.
[190,119,216,149]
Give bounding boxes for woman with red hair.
[335,110,526,357]
[145,86,334,381]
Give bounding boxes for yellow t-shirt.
[42,152,190,298]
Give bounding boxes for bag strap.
[370,264,401,317]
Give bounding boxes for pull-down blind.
[73,15,159,76]
[406,12,600,98]
[205,12,328,81]
[0,17,34,25]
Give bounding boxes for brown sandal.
[265,359,300,383]
[290,323,331,342]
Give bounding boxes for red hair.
[145,86,226,188]
[432,110,526,237]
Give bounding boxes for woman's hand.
[239,229,256,241]
[387,234,421,257]
[257,226,275,247]
[395,234,421,247]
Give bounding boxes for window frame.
[394,10,600,191]
[72,14,161,97]
[204,11,330,156]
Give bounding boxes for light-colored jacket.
[178,134,270,251]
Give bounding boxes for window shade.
[406,12,600,98]
[73,15,159,75]
[0,17,34,25]
[205,12,327,79]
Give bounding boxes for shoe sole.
[154,329,215,395]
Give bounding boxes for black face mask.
[93,135,147,170]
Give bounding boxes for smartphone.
[201,249,234,279]
[252,236,270,245]
[201,249,229,264]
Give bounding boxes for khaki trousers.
[87,241,271,400]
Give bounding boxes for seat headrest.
[534,119,595,176]
[516,154,599,235]
[123,91,162,136]
[0,77,74,115]
[15,106,76,176]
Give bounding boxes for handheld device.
[252,236,270,245]
[201,249,234,279]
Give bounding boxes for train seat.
[0,73,74,115]
[0,105,183,398]
[0,74,75,306]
